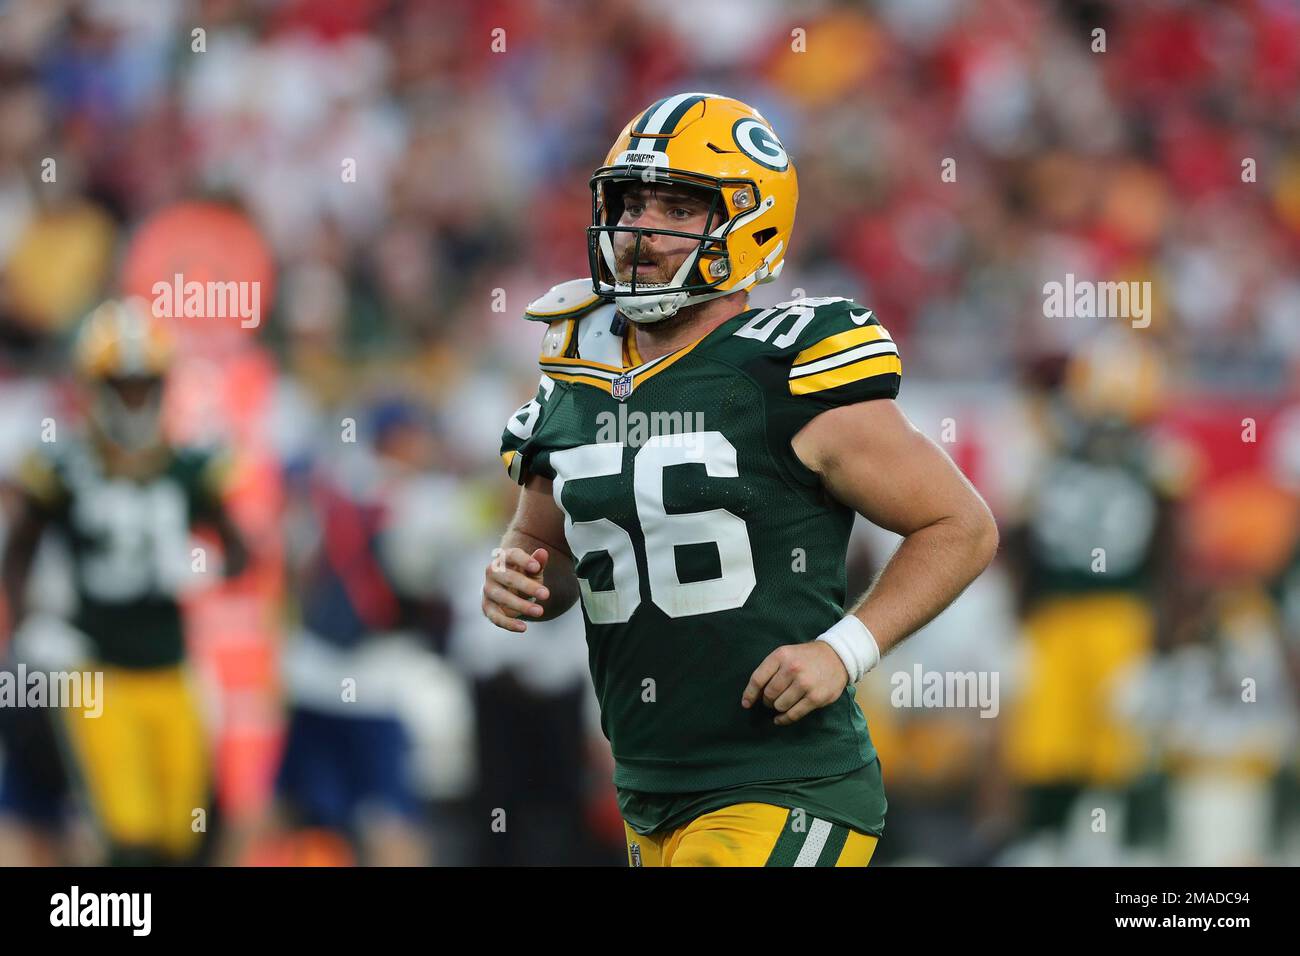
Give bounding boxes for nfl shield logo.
[629,842,643,867]
[612,373,634,400]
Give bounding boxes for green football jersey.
[500,284,902,794]
[618,755,888,837]
[16,436,230,669]
[1020,439,1166,601]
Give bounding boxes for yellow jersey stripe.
[624,330,643,367]
[789,354,901,395]
[545,370,614,392]
[502,450,523,481]
[791,340,897,379]
[543,345,681,386]
[16,453,62,506]
[632,338,703,386]
[543,328,705,394]
[793,325,888,367]
[544,354,626,374]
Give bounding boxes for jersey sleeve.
[193,448,236,518]
[780,299,901,409]
[12,447,69,515]
[171,446,235,520]
[738,297,902,489]
[499,372,560,484]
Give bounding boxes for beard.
[613,244,680,285]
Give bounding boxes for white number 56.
[550,432,756,623]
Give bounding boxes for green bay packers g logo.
[731,118,788,171]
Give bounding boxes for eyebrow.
[623,187,709,205]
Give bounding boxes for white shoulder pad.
[524,278,607,322]
[572,303,624,366]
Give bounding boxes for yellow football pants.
[62,665,210,860]
[623,802,879,867]
[1004,593,1153,787]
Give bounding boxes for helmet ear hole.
[752,227,777,246]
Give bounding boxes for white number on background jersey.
[73,479,190,602]
[550,432,756,623]
[1030,461,1156,575]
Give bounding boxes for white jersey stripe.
[790,340,899,378]
[541,362,619,381]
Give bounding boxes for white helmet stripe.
[630,91,720,152]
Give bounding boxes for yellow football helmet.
[74,297,174,380]
[588,92,798,323]
[1063,327,1166,425]
[73,297,175,450]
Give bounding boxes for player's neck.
[629,292,749,363]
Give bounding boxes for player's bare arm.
[482,474,579,631]
[743,399,999,725]
[797,398,1000,647]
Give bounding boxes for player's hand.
[741,642,850,726]
[482,546,550,633]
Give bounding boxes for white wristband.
[816,616,881,684]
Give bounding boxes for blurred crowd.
[0,0,1298,865]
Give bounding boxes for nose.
[629,208,663,234]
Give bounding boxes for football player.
[1001,334,1182,858]
[483,93,998,866]
[0,298,248,866]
